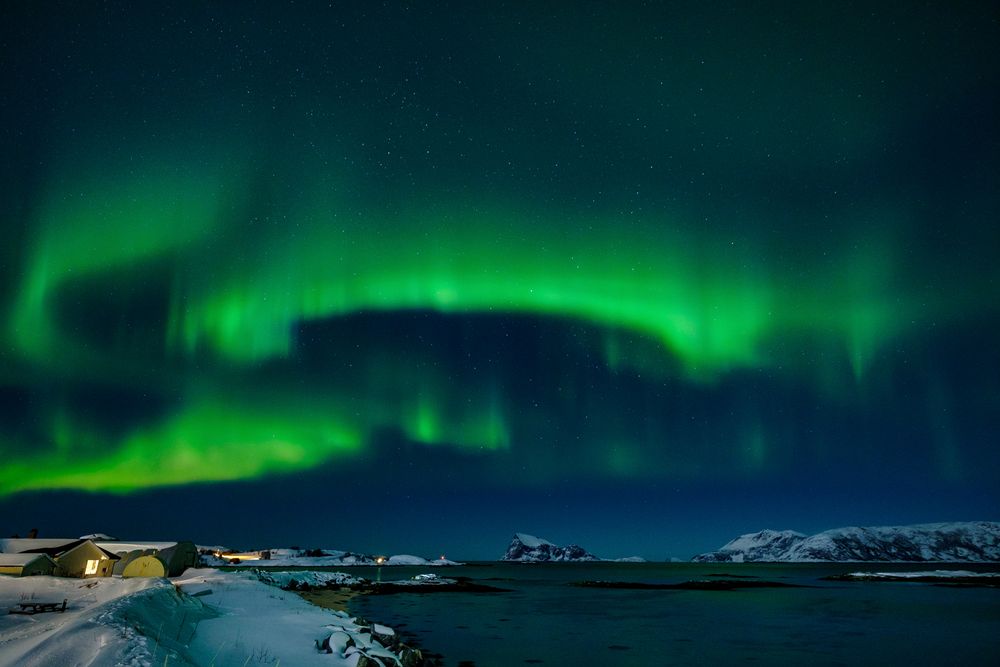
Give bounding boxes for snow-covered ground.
[0,569,420,666]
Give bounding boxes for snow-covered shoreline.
[0,568,428,666]
[200,547,461,569]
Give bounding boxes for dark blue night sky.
[1,2,998,558]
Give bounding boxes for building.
[95,541,198,577]
[120,554,167,577]
[0,539,119,578]
[0,553,57,577]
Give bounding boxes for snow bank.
[1,568,423,666]
[0,574,209,666]
[175,569,421,665]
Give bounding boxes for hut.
[0,553,57,577]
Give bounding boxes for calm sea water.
[331,562,1000,666]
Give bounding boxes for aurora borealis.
[1,2,998,557]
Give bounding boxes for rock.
[399,647,424,667]
[501,533,599,562]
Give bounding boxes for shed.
[0,553,57,577]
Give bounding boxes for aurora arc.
[0,160,944,495]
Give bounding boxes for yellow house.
[0,553,57,577]
[1,539,119,578]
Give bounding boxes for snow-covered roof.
[0,538,78,554]
[94,541,180,553]
[0,552,55,567]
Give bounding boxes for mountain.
[502,533,600,562]
[693,522,1000,562]
[692,529,807,563]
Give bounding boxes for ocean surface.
[329,562,1000,666]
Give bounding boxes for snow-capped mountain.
[693,522,1000,562]
[692,529,807,563]
[502,533,600,562]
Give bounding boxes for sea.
[330,562,1000,666]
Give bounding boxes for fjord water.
[345,562,1000,666]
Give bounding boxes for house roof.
[5,538,120,560]
[95,541,180,553]
[0,552,56,567]
[0,538,78,554]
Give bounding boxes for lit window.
[85,559,99,575]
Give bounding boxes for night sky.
[1,2,998,560]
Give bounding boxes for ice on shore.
[843,570,1000,579]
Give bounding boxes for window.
[85,559,99,575]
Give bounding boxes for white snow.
[844,570,1000,579]
[79,533,117,541]
[386,554,427,565]
[95,541,181,552]
[720,530,806,553]
[0,553,53,567]
[0,574,177,666]
[0,538,81,553]
[0,568,413,666]
[176,568,405,665]
[252,569,366,588]
[514,533,554,548]
[696,521,1000,562]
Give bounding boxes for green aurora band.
[1,2,996,500]
[0,149,965,495]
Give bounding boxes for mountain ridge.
[693,521,1000,562]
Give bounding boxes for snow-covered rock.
[502,533,599,562]
[387,554,426,566]
[693,522,1000,562]
[252,569,366,590]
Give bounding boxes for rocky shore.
[254,570,509,666]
